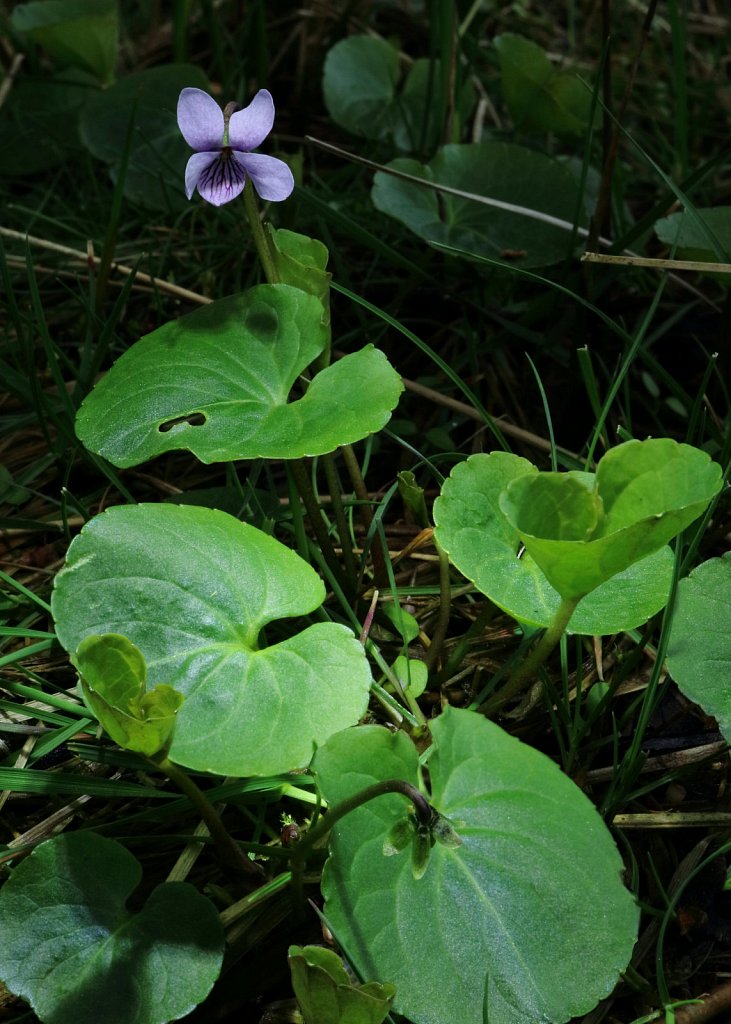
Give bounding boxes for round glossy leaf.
[76,285,403,468]
[434,452,674,633]
[372,142,585,269]
[500,439,722,600]
[667,553,731,743]
[51,504,371,776]
[392,656,428,699]
[323,36,400,142]
[316,707,638,1024]
[0,832,223,1024]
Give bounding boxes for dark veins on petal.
[199,149,246,199]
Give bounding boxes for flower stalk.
[242,181,280,283]
[155,756,264,885]
[289,779,432,913]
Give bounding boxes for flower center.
[199,148,246,200]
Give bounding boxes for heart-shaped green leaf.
[495,33,593,135]
[12,0,118,84]
[500,439,722,600]
[322,36,472,152]
[0,832,224,1024]
[371,142,585,269]
[78,64,210,208]
[315,707,638,1024]
[51,504,372,776]
[667,553,731,743]
[433,451,675,633]
[288,945,396,1024]
[323,36,399,142]
[654,205,731,264]
[380,604,420,644]
[392,655,428,699]
[75,633,184,757]
[75,285,403,468]
[0,72,89,177]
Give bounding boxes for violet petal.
[177,88,224,151]
[196,151,247,206]
[184,152,219,200]
[232,152,294,202]
[227,89,275,152]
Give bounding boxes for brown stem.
[674,981,731,1024]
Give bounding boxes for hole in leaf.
[158,412,207,433]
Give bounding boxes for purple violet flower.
[177,87,294,207]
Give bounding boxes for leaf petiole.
[289,778,433,912]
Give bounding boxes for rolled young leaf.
[75,633,183,757]
[433,451,676,633]
[288,944,396,1024]
[499,438,722,601]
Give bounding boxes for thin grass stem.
[321,453,358,586]
[340,444,390,590]
[287,459,351,597]
[424,539,452,674]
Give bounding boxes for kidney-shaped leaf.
[667,553,731,743]
[495,33,593,135]
[76,285,403,468]
[500,439,722,600]
[434,452,675,633]
[323,36,400,142]
[654,205,731,264]
[78,63,209,208]
[316,707,638,1024]
[372,142,585,269]
[323,35,473,153]
[0,832,223,1024]
[51,504,371,776]
[12,0,118,83]
[75,633,184,757]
